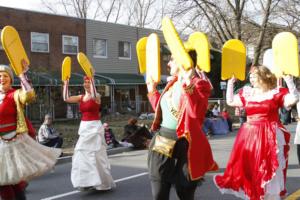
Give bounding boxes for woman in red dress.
[214,66,298,200]
[63,76,115,191]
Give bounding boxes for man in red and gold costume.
[0,64,61,200]
[147,50,218,200]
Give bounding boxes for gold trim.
[14,89,36,134]
[184,84,195,94]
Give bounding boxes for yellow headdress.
[162,17,211,72]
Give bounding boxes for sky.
[0,0,45,12]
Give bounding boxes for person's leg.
[13,183,26,200]
[297,144,300,165]
[175,183,198,200]
[42,140,56,147]
[227,119,232,132]
[150,180,171,200]
[55,137,63,148]
[173,138,199,200]
[0,185,16,200]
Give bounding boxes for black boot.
[15,190,26,200]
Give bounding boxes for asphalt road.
[26,123,300,200]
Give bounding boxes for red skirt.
[214,120,290,200]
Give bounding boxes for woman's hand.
[63,80,69,85]
[146,77,158,93]
[282,74,293,83]
[228,75,236,85]
[21,59,29,73]
[181,68,195,86]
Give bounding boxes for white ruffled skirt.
[71,120,116,190]
[0,133,61,185]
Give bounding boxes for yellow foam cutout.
[1,26,30,75]
[146,33,161,83]
[77,52,94,78]
[272,32,299,77]
[162,17,193,71]
[187,32,210,72]
[62,56,71,81]
[221,39,246,81]
[136,37,147,74]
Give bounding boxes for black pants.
[148,128,199,200]
[0,184,26,200]
[42,137,63,148]
[150,180,197,200]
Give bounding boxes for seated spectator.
[212,103,220,117]
[221,108,232,132]
[205,104,214,118]
[122,118,152,149]
[103,123,121,149]
[38,114,63,148]
[235,107,246,126]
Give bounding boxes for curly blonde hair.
[250,65,277,90]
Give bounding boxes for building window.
[93,39,107,58]
[118,41,131,59]
[31,32,49,53]
[62,35,78,55]
[0,29,3,50]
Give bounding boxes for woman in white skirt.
[63,76,115,191]
[0,64,61,200]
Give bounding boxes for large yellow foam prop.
[146,33,161,83]
[1,26,30,75]
[221,39,246,80]
[136,37,147,74]
[186,32,210,72]
[62,56,71,81]
[77,52,94,78]
[162,17,193,71]
[272,32,299,77]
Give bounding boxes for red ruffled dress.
[214,86,290,200]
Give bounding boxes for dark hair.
[188,50,197,68]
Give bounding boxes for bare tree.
[41,0,122,22]
[272,0,300,33]
[124,0,159,28]
[168,0,282,64]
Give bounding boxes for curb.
[56,147,134,165]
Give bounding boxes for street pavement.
[26,123,300,200]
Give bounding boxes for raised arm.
[146,78,160,111]
[17,72,36,105]
[282,75,299,109]
[226,77,243,107]
[63,80,81,103]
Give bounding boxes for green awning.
[13,71,56,86]
[13,72,110,86]
[95,73,145,85]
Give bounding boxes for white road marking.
[41,172,148,200]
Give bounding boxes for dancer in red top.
[0,64,61,200]
[147,50,218,200]
[63,76,115,191]
[214,66,298,200]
